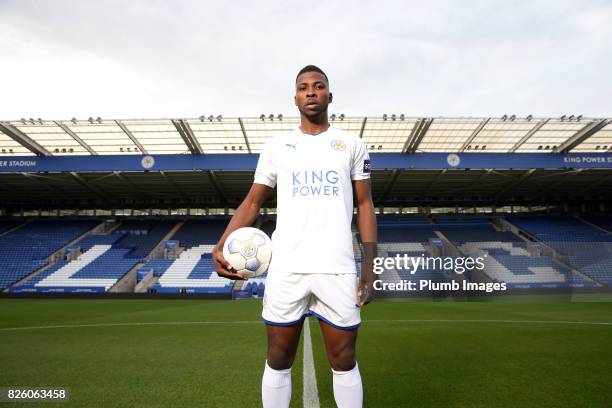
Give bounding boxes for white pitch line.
[0,320,261,331]
[362,319,612,326]
[0,319,611,332]
[302,317,321,408]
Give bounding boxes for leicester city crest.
[330,139,346,151]
[446,153,461,167]
[141,155,155,169]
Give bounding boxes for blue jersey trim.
[307,310,361,330]
[261,311,361,330]
[261,314,308,327]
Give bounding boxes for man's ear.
[329,92,333,103]
[294,95,297,106]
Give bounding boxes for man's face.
[295,71,332,118]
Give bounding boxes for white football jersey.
[254,126,371,274]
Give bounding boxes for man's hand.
[357,275,375,306]
[213,246,248,280]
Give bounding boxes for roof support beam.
[0,122,50,156]
[579,172,612,195]
[377,169,401,202]
[556,119,610,153]
[494,169,536,197]
[238,118,252,153]
[404,118,433,153]
[359,117,368,139]
[172,119,203,155]
[20,172,57,194]
[460,118,490,152]
[113,171,151,199]
[509,119,548,152]
[537,169,583,195]
[69,172,114,204]
[424,169,447,195]
[207,170,228,204]
[116,120,148,154]
[444,169,494,195]
[55,121,97,155]
[160,171,187,201]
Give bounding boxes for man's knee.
[267,344,298,369]
[327,345,356,371]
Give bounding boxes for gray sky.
[1,0,611,120]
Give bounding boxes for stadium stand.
[373,218,453,287]
[133,218,236,293]
[171,219,228,247]
[582,216,612,234]
[441,223,595,288]
[11,233,140,292]
[0,218,25,234]
[152,247,233,293]
[0,219,99,290]
[509,216,612,286]
[112,219,176,258]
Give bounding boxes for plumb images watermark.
[369,253,507,292]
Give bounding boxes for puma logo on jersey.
[285,142,297,150]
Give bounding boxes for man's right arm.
[212,183,274,280]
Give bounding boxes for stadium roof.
[1,116,611,157]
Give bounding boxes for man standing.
[213,65,377,408]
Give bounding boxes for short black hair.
[296,65,329,85]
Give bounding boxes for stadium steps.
[108,262,145,292]
[4,219,108,291]
[135,271,158,293]
[503,218,602,287]
[432,231,463,257]
[103,220,124,234]
[233,280,247,290]
[0,219,31,238]
[352,232,362,260]
[497,218,537,243]
[51,219,111,260]
[434,230,495,284]
[145,221,184,260]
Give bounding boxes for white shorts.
[261,272,361,330]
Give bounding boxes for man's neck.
[299,115,330,135]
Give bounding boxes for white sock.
[262,361,292,408]
[332,362,363,408]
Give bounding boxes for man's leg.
[262,322,303,408]
[319,321,362,408]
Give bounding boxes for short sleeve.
[350,136,371,180]
[254,140,277,187]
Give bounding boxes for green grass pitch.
[1,298,611,407]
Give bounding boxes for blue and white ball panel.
[245,258,261,272]
[227,239,242,254]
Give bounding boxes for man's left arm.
[353,179,377,306]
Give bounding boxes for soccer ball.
[222,227,272,278]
